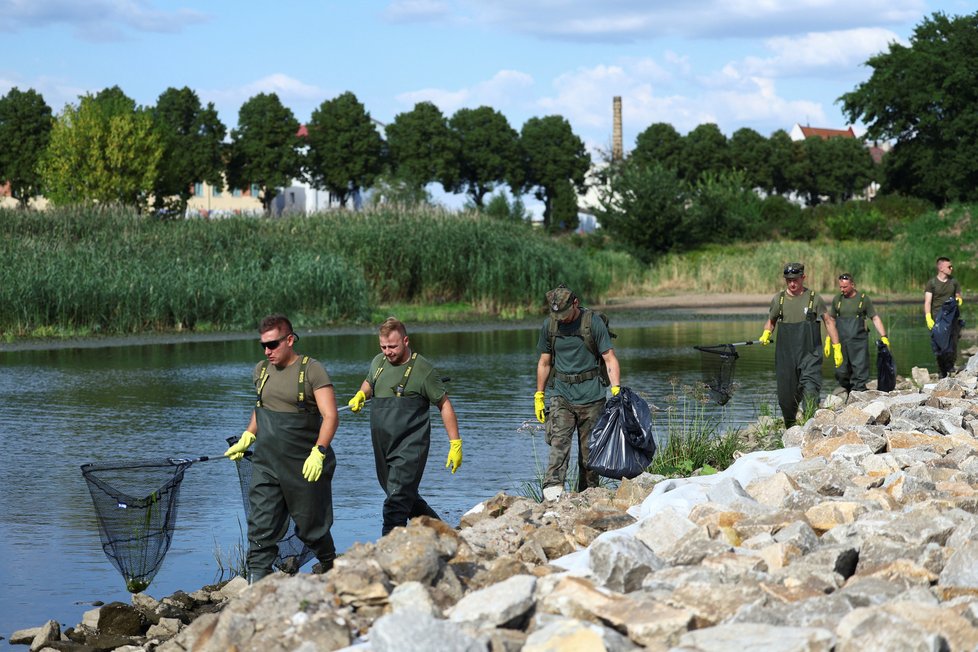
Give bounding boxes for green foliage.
[39,89,162,211]
[0,87,52,208]
[483,191,529,221]
[680,123,729,183]
[0,205,630,336]
[519,115,591,231]
[840,11,978,204]
[303,91,385,208]
[151,87,226,216]
[761,194,808,240]
[728,127,771,190]
[227,93,301,214]
[818,202,892,241]
[647,390,744,478]
[683,170,767,245]
[385,101,454,193]
[870,193,934,223]
[631,122,683,172]
[446,106,523,208]
[594,159,688,263]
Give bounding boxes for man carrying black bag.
[587,386,657,479]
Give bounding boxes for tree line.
[0,11,975,249]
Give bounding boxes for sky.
[0,0,973,205]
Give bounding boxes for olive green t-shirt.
[367,352,447,403]
[831,292,878,320]
[252,356,332,413]
[925,276,962,317]
[767,289,828,324]
[536,308,613,404]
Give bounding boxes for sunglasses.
[783,267,803,276]
[259,333,292,350]
[838,274,852,281]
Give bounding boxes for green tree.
[40,88,162,210]
[151,86,226,216]
[767,130,796,195]
[679,123,729,183]
[519,115,591,231]
[840,11,978,204]
[446,106,523,208]
[728,127,771,191]
[631,122,683,172]
[593,159,688,263]
[385,101,454,195]
[0,87,52,208]
[684,170,766,245]
[303,91,384,209]
[227,93,301,215]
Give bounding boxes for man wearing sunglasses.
[826,273,891,394]
[924,256,964,378]
[224,313,339,582]
[759,263,841,428]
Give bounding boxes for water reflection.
[0,305,947,634]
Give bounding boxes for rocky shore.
[14,355,978,651]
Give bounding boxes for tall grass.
[0,205,636,337]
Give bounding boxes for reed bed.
[0,205,631,337]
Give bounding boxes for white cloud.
[0,0,208,41]
[395,69,533,114]
[203,74,327,123]
[738,28,903,77]
[399,0,927,41]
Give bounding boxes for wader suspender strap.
[254,356,312,411]
[778,290,816,322]
[832,293,866,318]
[369,352,417,397]
[547,311,601,386]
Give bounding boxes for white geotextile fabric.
[552,446,803,574]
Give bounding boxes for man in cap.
[534,284,621,501]
[826,273,890,394]
[759,264,842,428]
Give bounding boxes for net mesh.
[693,344,739,405]
[227,436,314,574]
[81,458,191,593]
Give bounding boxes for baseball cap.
[783,263,804,279]
[546,284,575,319]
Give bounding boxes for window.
[193,183,203,197]
[212,185,222,197]
[250,184,261,197]
[232,188,242,197]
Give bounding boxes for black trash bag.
[876,340,896,392]
[931,296,963,358]
[587,387,656,479]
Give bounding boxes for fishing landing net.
[226,436,315,574]
[81,458,191,593]
[693,344,739,405]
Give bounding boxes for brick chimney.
[612,96,623,162]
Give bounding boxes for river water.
[0,306,947,636]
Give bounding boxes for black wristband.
[317,444,328,455]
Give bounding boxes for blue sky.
[0,1,971,169]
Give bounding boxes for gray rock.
[389,581,440,617]
[678,622,835,651]
[589,533,663,592]
[835,607,947,652]
[371,610,485,652]
[523,615,638,651]
[448,574,536,628]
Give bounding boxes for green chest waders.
[247,407,336,581]
[835,315,870,392]
[369,395,440,536]
[775,319,822,428]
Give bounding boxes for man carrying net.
[224,314,339,582]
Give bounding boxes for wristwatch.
[317,444,328,455]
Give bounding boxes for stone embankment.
[14,355,978,651]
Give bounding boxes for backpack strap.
[547,309,603,387]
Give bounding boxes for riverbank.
[13,355,978,650]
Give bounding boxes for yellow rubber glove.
[833,343,843,368]
[610,385,621,396]
[534,391,546,424]
[926,314,935,330]
[759,329,772,345]
[302,446,325,482]
[348,390,366,413]
[823,336,831,358]
[445,439,463,474]
[224,431,256,461]
[881,336,890,348]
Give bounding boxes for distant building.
[789,124,856,141]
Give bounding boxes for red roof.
[799,126,856,140]
[297,124,308,138]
